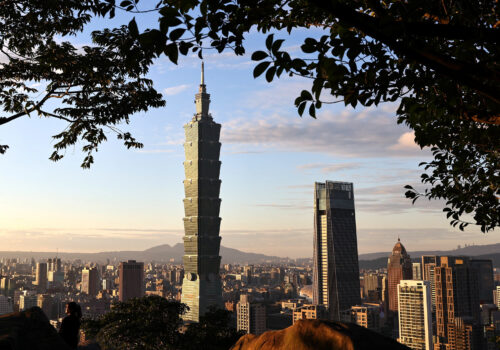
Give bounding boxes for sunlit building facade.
[312,181,360,320]
[181,63,223,322]
[388,238,412,313]
[398,280,433,350]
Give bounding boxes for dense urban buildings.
[387,238,412,313]
[119,260,144,302]
[312,181,361,321]
[0,249,498,347]
[397,280,433,350]
[236,294,266,335]
[181,63,223,322]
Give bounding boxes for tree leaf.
[265,66,276,82]
[128,18,139,37]
[251,51,268,61]
[265,34,274,50]
[165,43,179,64]
[169,28,185,41]
[253,61,271,78]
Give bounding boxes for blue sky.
[0,11,497,258]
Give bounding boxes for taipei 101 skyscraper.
[181,63,223,322]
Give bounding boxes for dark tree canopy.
[0,0,498,231]
[181,306,245,350]
[80,296,241,350]
[82,296,187,349]
[0,0,164,168]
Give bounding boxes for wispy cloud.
[297,162,361,173]
[164,84,191,96]
[221,108,430,158]
[254,203,311,210]
[389,131,420,151]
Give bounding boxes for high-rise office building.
[1,277,14,297]
[363,273,383,296]
[244,265,253,285]
[312,181,360,321]
[37,294,53,319]
[35,262,48,292]
[19,293,38,311]
[421,255,440,335]
[293,304,328,324]
[237,294,266,335]
[181,63,223,322]
[434,256,482,350]
[341,304,381,332]
[48,270,65,286]
[495,286,500,308]
[446,317,481,350]
[397,280,433,350]
[119,260,144,302]
[82,267,100,296]
[387,238,412,313]
[47,258,61,273]
[469,259,494,304]
[412,262,422,280]
[175,269,184,285]
[422,256,439,307]
[0,295,13,315]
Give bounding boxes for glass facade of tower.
[312,181,361,321]
[181,66,223,322]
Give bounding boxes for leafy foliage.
[181,306,245,350]
[113,0,498,231]
[83,296,187,350]
[1,0,498,230]
[0,0,164,168]
[80,296,241,350]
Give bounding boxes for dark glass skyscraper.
[119,260,144,302]
[181,63,223,322]
[313,181,360,321]
[434,256,482,350]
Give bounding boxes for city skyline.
[1,14,498,258]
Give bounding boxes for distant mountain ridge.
[358,243,500,260]
[1,242,499,266]
[0,243,283,264]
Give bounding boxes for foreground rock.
[231,319,410,350]
[0,307,71,350]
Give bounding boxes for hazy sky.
[1,12,497,258]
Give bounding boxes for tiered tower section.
[181,63,223,322]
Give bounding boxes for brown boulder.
[230,320,410,350]
[0,307,71,350]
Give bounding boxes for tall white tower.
[398,280,433,350]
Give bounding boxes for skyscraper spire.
[195,62,210,118]
[201,61,205,86]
